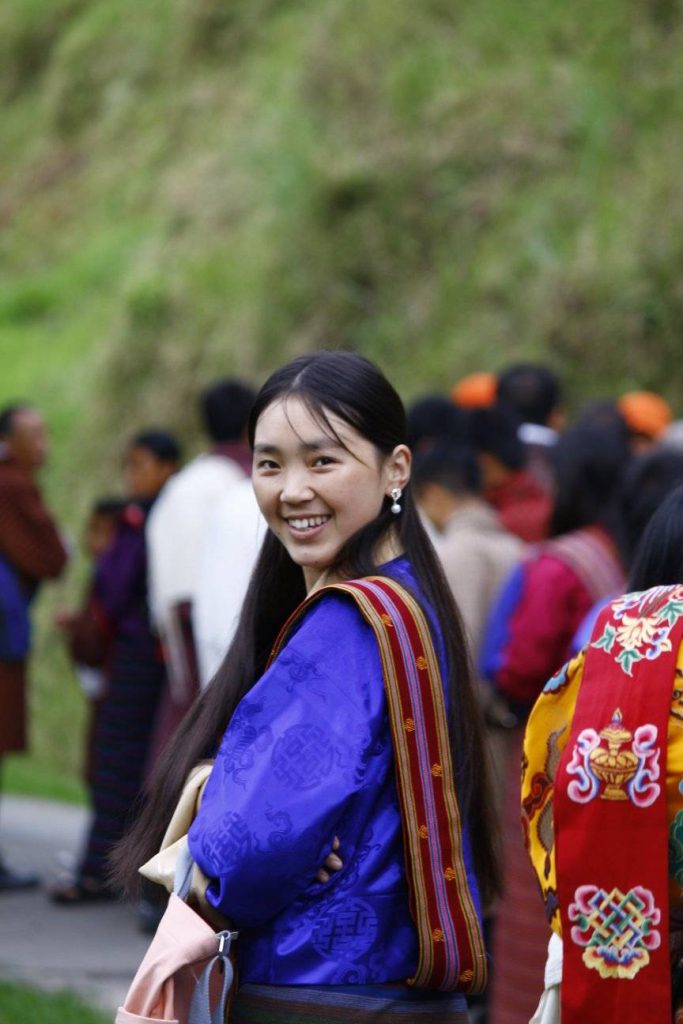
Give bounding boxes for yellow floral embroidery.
[616,614,672,655]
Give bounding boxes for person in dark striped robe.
[50,430,179,903]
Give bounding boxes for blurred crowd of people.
[408,367,681,1024]
[0,380,264,915]
[0,362,681,1023]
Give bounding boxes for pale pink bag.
[116,846,237,1024]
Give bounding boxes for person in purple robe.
[50,430,180,903]
[114,353,499,1023]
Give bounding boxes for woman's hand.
[316,836,343,884]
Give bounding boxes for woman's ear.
[386,444,412,494]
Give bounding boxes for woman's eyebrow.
[300,438,344,452]
[253,438,344,455]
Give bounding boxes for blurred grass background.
[2,0,683,800]
[0,982,108,1023]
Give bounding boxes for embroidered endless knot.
[200,811,252,869]
[271,723,334,790]
[312,898,378,961]
[569,884,661,979]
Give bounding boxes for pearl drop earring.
[390,488,402,515]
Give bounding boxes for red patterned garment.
[487,525,625,1024]
[0,457,67,753]
[523,585,683,1024]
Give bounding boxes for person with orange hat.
[450,371,498,409]
[617,390,673,453]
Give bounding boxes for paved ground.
[0,795,150,1015]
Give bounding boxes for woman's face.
[252,397,409,591]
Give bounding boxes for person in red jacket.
[0,404,68,891]
[467,404,554,544]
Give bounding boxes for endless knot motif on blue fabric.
[311,898,378,961]
[271,724,334,790]
[200,811,252,869]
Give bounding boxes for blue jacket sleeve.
[188,594,387,928]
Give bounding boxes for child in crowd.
[51,431,180,903]
[55,498,123,785]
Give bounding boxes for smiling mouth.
[285,515,331,534]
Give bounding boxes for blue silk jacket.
[188,558,482,984]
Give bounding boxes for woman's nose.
[280,470,315,505]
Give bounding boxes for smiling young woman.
[252,396,410,592]
[113,351,499,1023]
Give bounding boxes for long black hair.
[619,449,683,565]
[111,351,500,904]
[627,483,683,591]
[550,421,631,538]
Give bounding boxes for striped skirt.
[79,634,166,881]
[488,726,548,1024]
[230,984,470,1024]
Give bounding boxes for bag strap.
[173,841,239,1024]
[188,937,236,1024]
[172,838,195,901]
[269,574,486,993]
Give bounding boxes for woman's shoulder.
[283,587,377,658]
[522,542,591,595]
[281,561,421,657]
[539,527,624,603]
[376,555,419,593]
[301,585,369,618]
[252,589,385,715]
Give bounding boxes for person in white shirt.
[146,379,256,745]
[193,477,266,686]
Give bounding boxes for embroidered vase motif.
[566,709,660,807]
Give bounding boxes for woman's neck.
[304,532,405,595]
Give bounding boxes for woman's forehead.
[254,396,363,450]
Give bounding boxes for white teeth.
[288,515,330,530]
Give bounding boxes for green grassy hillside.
[0,982,107,1024]
[2,0,683,798]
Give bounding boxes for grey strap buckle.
[218,930,239,956]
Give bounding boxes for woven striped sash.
[269,575,487,993]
